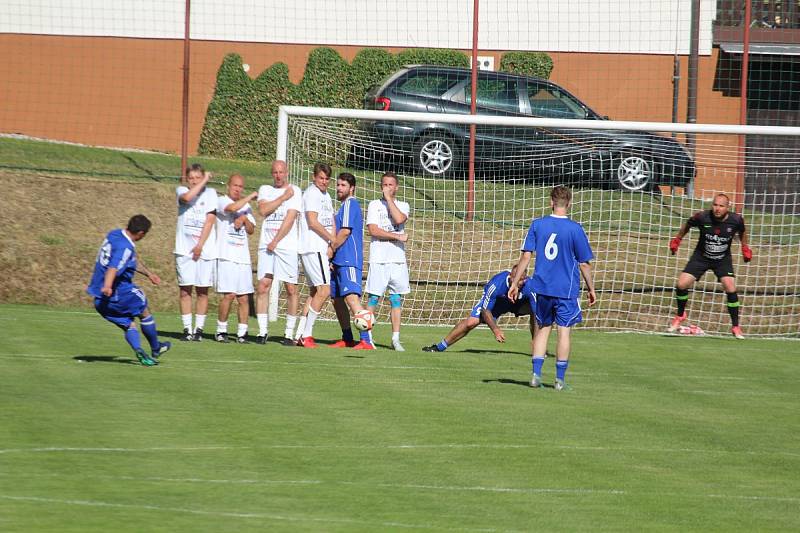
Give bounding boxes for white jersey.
[174,186,218,259]
[216,195,256,265]
[257,184,302,253]
[299,184,334,254]
[367,198,410,264]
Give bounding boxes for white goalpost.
[274,105,800,338]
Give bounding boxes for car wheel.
[615,153,653,192]
[416,134,459,177]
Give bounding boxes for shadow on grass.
[460,348,531,357]
[73,355,139,365]
[482,378,554,389]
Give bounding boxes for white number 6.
[545,233,558,260]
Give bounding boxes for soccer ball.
[353,310,374,331]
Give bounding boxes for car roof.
[400,64,548,83]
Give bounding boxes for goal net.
[277,106,800,338]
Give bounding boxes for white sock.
[181,314,192,331]
[195,314,206,331]
[237,323,248,337]
[294,316,307,340]
[257,314,268,337]
[303,308,319,338]
[392,331,400,342]
[285,315,297,339]
[216,320,227,334]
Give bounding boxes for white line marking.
[0,446,248,455]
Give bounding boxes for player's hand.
[247,191,259,202]
[494,329,506,343]
[234,215,245,230]
[191,245,202,261]
[101,286,113,297]
[507,285,519,302]
[669,236,682,255]
[267,240,277,253]
[742,245,753,263]
[148,273,162,285]
[396,233,409,243]
[202,171,212,183]
[283,187,294,200]
[586,288,597,306]
[327,245,334,260]
[382,184,394,201]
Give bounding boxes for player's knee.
[388,293,402,309]
[285,283,297,296]
[367,294,380,307]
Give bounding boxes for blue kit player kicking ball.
[423,263,534,352]
[509,186,596,391]
[87,215,171,366]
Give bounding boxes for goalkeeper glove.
[742,245,752,263]
[669,236,682,255]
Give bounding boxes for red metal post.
[735,1,751,208]
[466,0,479,222]
[180,0,191,180]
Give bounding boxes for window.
[527,83,587,119]
[454,78,521,113]
[396,73,462,97]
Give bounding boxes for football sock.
[124,327,142,352]
[216,320,228,334]
[359,329,371,343]
[237,323,248,337]
[295,316,307,340]
[257,313,268,336]
[181,313,192,331]
[392,331,400,343]
[195,314,207,332]
[303,307,319,338]
[726,292,740,327]
[342,328,354,343]
[675,288,690,316]
[140,317,160,351]
[285,314,297,339]
[532,355,545,376]
[555,360,569,382]
[436,339,449,351]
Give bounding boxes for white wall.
[1,0,715,55]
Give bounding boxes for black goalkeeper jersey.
[687,210,746,261]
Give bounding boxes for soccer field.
[1,304,798,531]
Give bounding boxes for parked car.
[358,65,695,191]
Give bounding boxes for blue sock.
[342,328,354,343]
[124,327,142,352]
[359,329,371,343]
[532,356,545,376]
[436,339,449,352]
[556,360,569,381]
[140,316,160,352]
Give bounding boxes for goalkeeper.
[423,264,533,352]
[667,193,751,339]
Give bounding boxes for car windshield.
[527,83,587,119]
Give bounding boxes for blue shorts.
[94,285,148,329]
[533,293,582,328]
[331,265,362,299]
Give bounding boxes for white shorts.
[301,252,330,288]
[257,248,299,284]
[366,262,411,295]
[216,260,254,295]
[176,255,216,288]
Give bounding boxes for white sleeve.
[217,195,233,213]
[400,201,411,217]
[257,185,270,202]
[303,190,320,214]
[176,186,189,204]
[366,200,381,226]
[203,189,217,213]
[288,187,302,213]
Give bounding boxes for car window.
[527,83,587,119]
[395,72,463,97]
[453,78,521,113]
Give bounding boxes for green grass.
[1,303,799,531]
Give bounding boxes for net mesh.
[283,112,800,338]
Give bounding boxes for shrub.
[498,51,554,79]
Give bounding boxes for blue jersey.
[87,228,138,298]
[522,215,593,299]
[480,271,514,312]
[333,197,363,267]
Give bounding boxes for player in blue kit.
[423,264,533,352]
[330,172,374,350]
[87,215,171,366]
[509,186,596,390]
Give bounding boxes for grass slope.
[1,304,799,531]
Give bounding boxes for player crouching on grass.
[87,215,170,366]
[214,174,257,343]
[330,172,374,350]
[423,264,533,353]
[509,186,596,391]
[667,193,751,339]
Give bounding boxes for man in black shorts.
[667,194,752,338]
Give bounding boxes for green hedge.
[198,47,551,160]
